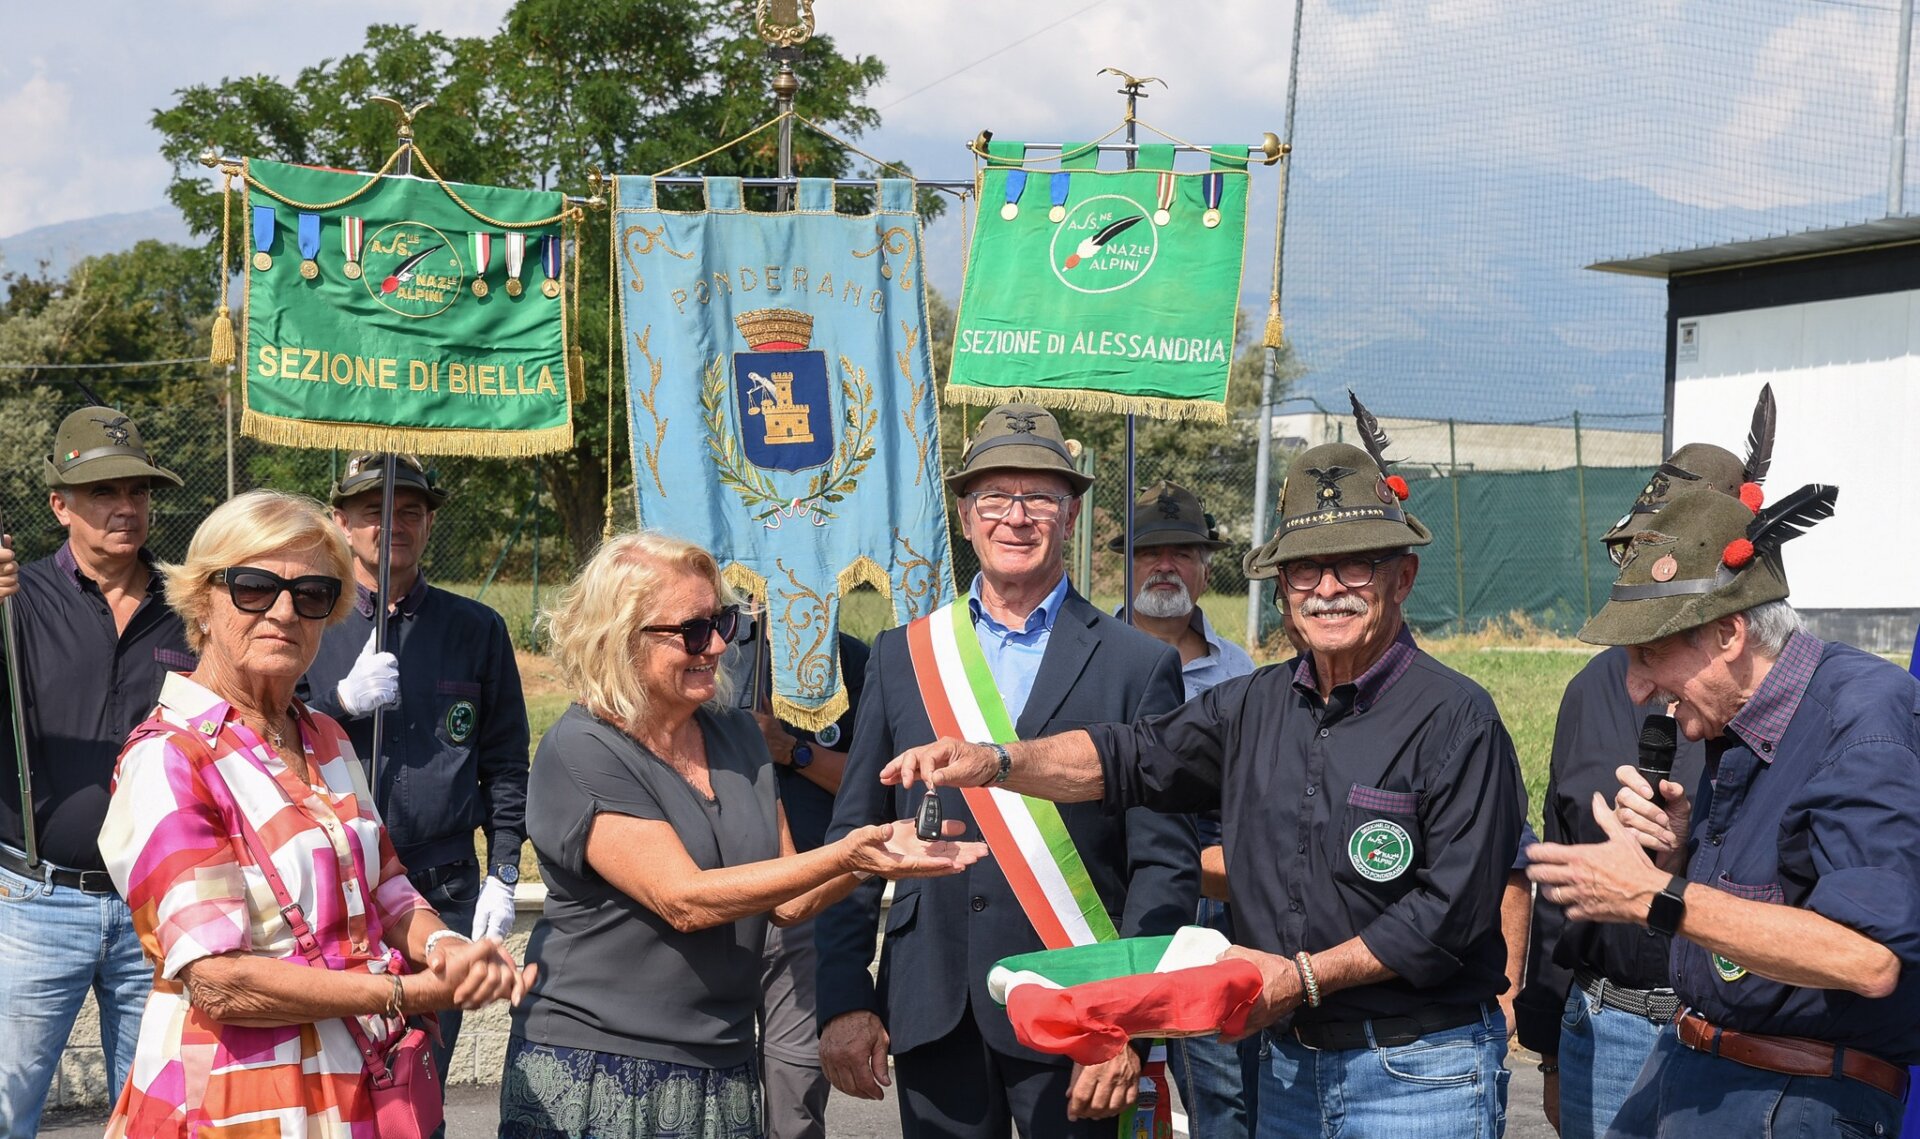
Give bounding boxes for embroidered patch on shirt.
[1349,819,1413,882]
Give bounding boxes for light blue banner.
[614,176,955,729]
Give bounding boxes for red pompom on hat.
[1385,475,1410,501]
[1723,537,1755,569]
[1738,482,1764,512]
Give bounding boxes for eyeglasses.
[639,605,741,655]
[212,567,343,620]
[965,491,1074,522]
[1281,555,1399,593]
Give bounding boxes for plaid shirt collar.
[353,571,429,620]
[1292,623,1420,713]
[1725,629,1824,761]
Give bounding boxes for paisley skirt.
[498,1035,763,1139]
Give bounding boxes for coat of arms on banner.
[614,175,954,729]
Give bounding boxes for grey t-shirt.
[512,703,779,1067]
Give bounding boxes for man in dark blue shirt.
[1529,483,1920,1138]
[0,408,191,1137]
[880,402,1526,1139]
[297,452,530,1105]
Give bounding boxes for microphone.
[1637,714,1678,810]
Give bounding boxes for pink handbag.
[135,720,446,1138]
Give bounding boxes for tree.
[151,0,904,566]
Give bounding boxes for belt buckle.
[77,870,115,895]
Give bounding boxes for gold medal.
[1000,202,1019,221]
[542,278,562,298]
[299,259,319,280]
[471,279,490,298]
[505,278,523,297]
[1153,208,1171,227]
[1048,205,1067,224]
[252,251,272,272]
[1203,208,1222,229]
[343,261,362,280]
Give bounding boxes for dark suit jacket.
[815,590,1197,1061]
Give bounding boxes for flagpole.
[0,501,36,871]
[1107,71,1163,627]
[760,0,812,210]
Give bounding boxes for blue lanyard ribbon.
[251,205,276,255]
[297,213,321,260]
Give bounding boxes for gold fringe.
[943,383,1228,424]
[1264,299,1286,349]
[721,563,769,615]
[210,306,235,366]
[240,409,574,456]
[836,555,891,602]
[774,685,849,735]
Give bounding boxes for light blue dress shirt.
[966,571,1072,724]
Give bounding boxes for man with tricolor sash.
[816,403,1197,1138]
[882,398,1526,1139]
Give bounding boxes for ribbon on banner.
[611,174,955,730]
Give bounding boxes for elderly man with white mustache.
[884,395,1528,1139]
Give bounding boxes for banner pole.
[1114,73,1155,626]
[0,502,36,870]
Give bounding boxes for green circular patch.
[1712,954,1747,983]
[1348,819,1414,882]
[445,699,477,744]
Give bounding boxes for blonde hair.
[542,531,741,730]
[164,490,354,654]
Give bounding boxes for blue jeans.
[0,857,150,1138]
[1254,1007,1510,1139]
[1608,1025,1904,1138]
[1167,899,1260,1139]
[1557,986,1666,1139]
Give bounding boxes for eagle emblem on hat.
[1002,411,1040,434]
[1307,466,1353,509]
[1156,489,1183,519]
[92,416,132,447]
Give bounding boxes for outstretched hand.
[842,819,991,880]
[1526,792,1670,925]
[881,739,999,791]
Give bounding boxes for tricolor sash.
[906,600,1119,949]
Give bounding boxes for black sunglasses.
[639,605,741,655]
[213,567,343,620]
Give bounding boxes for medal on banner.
[297,212,321,279]
[1048,172,1071,224]
[541,234,563,298]
[341,216,364,279]
[1153,172,1175,227]
[1201,173,1224,229]
[503,233,527,296]
[1000,170,1028,221]
[470,232,493,297]
[251,205,276,271]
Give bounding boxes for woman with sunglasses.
[95,490,534,1139]
[499,532,987,1139]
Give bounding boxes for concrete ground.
[38,1048,1556,1138]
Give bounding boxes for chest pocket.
[434,679,482,748]
[1337,785,1421,897]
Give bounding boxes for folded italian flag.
[989,927,1266,1065]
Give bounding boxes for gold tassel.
[210,305,235,366]
[1263,297,1285,349]
[568,348,585,402]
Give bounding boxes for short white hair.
[1740,599,1804,658]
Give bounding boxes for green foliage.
[148,0,916,569]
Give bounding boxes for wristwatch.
[493,863,520,886]
[1647,874,1688,936]
[790,743,814,769]
[987,742,1012,784]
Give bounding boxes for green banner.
[239,158,573,455]
[948,146,1249,422]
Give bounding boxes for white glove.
[470,875,518,941]
[335,629,400,717]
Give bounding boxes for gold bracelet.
[386,972,405,1019]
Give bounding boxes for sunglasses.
[639,605,741,654]
[212,567,343,620]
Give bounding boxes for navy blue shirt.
[1089,626,1526,1025]
[0,545,193,872]
[1677,633,1920,1063]
[299,576,529,873]
[1517,645,1707,1055]
[721,621,868,852]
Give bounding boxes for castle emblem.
[732,308,832,472]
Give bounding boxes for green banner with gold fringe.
[947,142,1250,422]
[235,157,574,455]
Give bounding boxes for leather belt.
[0,844,116,896]
[1575,969,1680,1023]
[1289,1003,1485,1051]
[1676,1010,1909,1101]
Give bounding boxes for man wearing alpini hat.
[1528,480,1920,1138]
[881,393,1525,1139]
[0,407,191,1136]
[1517,386,1775,1138]
[817,404,1196,1138]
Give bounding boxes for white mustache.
[1299,595,1368,617]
